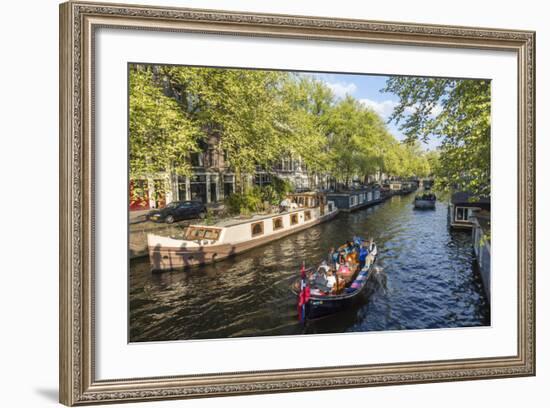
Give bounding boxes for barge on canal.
[387,180,418,196]
[147,192,339,271]
[326,186,383,212]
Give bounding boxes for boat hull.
[343,197,385,212]
[148,209,339,271]
[306,293,361,319]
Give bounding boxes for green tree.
[279,76,333,182]
[129,67,200,179]
[162,66,295,191]
[383,77,490,195]
[130,64,436,204]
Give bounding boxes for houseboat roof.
[191,207,310,229]
[327,186,378,195]
[287,191,324,197]
[451,192,491,209]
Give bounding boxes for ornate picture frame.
[59,1,535,405]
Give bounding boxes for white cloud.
[430,104,443,116]
[359,98,444,122]
[325,81,357,98]
[404,103,443,117]
[359,98,398,119]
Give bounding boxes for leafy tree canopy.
[129,65,434,194]
[383,77,490,196]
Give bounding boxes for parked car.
[147,201,206,224]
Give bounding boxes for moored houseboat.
[147,192,339,271]
[448,192,490,229]
[326,186,382,212]
[388,180,417,195]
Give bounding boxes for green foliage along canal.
[129,193,490,342]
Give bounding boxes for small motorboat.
[414,193,436,209]
[293,238,378,320]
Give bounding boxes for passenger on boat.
[317,260,330,274]
[337,261,351,277]
[279,198,290,212]
[345,241,354,254]
[345,252,357,265]
[310,268,329,292]
[328,247,339,268]
[325,270,337,291]
[358,243,369,269]
[338,251,346,265]
[368,238,375,252]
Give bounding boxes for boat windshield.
[185,227,221,241]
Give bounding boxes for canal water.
[129,193,490,342]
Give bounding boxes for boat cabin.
[388,181,403,191]
[388,181,416,195]
[448,192,490,229]
[287,192,325,208]
[184,226,222,242]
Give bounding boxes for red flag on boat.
[297,285,310,321]
[298,262,310,322]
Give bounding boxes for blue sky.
[299,72,441,151]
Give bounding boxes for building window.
[456,207,470,221]
[190,175,207,203]
[278,157,294,172]
[273,217,283,230]
[223,174,234,197]
[290,214,299,225]
[304,210,311,221]
[254,173,272,186]
[251,222,264,237]
[190,152,204,167]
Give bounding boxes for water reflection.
[129,194,490,342]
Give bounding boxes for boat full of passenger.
[293,237,378,320]
[147,192,339,271]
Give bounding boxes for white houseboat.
[388,180,417,195]
[148,192,339,271]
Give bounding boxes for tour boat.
[147,192,339,271]
[293,238,378,320]
[414,193,437,209]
